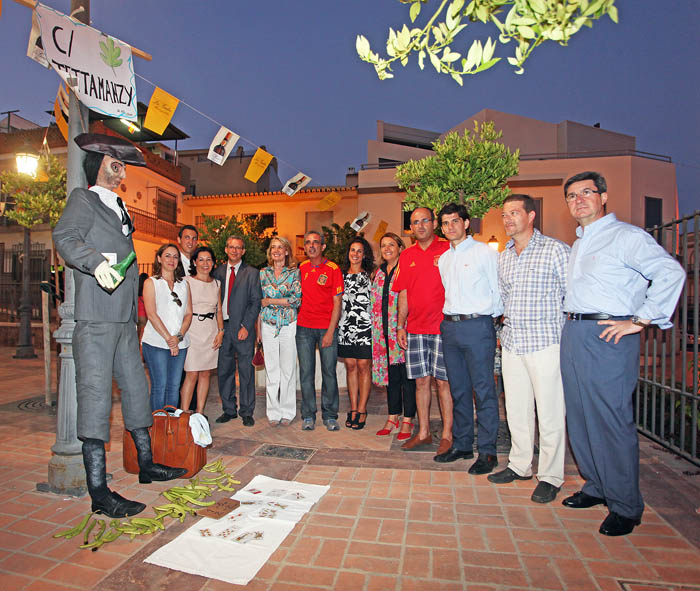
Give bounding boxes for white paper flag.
[208,126,239,166]
[282,172,311,196]
[351,211,372,232]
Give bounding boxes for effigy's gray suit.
[53,187,152,442]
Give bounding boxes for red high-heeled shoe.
[376,418,399,437]
[396,419,414,441]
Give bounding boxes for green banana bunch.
[54,512,96,539]
[54,457,242,551]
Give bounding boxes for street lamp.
[13,143,40,359]
[16,151,40,177]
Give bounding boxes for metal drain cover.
[254,444,316,461]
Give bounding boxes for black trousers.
[387,363,416,418]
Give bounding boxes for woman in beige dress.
[180,246,224,414]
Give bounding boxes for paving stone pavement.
[0,347,698,590]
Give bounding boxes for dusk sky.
[1,1,698,216]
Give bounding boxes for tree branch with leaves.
[197,213,274,269]
[356,0,618,85]
[0,155,67,229]
[396,120,519,217]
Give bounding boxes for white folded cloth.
[189,413,212,447]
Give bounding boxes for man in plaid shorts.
[489,194,569,501]
[393,207,452,454]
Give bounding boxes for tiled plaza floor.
[0,346,698,590]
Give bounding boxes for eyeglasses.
[171,291,182,307]
[565,188,600,202]
[411,218,432,226]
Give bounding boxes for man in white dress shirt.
[436,202,503,475]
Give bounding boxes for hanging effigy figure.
[53,133,187,518]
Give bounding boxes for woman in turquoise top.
[257,236,302,426]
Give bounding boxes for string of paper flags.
[27,2,313,197]
[27,1,385,233]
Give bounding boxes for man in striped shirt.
[489,194,570,504]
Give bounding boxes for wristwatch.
[176,332,184,342]
[631,316,649,328]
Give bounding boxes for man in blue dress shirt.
[560,171,685,536]
[436,203,504,475]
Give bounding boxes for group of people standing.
[139,231,224,416]
[388,171,685,538]
[143,172,685,537]
[52,132,686,539]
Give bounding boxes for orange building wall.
[182,189,359,255]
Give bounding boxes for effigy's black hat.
[74,133,146,166]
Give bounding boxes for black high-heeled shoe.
[352,412,368,430]
[346,410,357,428]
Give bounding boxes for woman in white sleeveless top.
[141,243,192,411]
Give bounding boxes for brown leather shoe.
[401,433,433,451]
[435,438,452,456]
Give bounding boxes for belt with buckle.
[443,313,486,322]
[565,313,631,321]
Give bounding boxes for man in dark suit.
[53,133,186,519]
[214,235,262,426]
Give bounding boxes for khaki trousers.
[502,344,566,487]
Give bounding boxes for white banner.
[35,3,137,119]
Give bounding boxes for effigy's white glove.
[94,260,123,290]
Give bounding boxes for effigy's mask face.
[97,156,126,191]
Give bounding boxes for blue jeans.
[295,326,338,421]
[142,342,187,411]
[441,316,498,455]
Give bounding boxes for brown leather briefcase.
[123,406,207,478]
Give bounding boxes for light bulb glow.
[16,152,39,177]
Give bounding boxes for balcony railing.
[129,206,179,242]
[359,148,672,170]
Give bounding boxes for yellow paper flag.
[373,220,389,243]
[244,148,274,183]
[144,87,179,135]
[317,191,341,211]
[54,95,68,141]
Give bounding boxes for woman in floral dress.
[370,232,416,440]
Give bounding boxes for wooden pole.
[42,290,51,406]
[10,0,152,61]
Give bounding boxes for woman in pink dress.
[180,246,224,414]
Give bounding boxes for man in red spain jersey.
[296,230,344,431]
[392,207,453,455]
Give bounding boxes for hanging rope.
[134,73,303,176]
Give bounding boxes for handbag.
[123,406,207,478]
[252,342,265,368]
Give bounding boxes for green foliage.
[396,120,519,218]
[99,36,123,75]
[197,213,274,269]
[0,155,67,229]
[356,0,618,83]
[321,222,361,267]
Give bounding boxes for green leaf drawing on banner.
[99,36,123,76]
